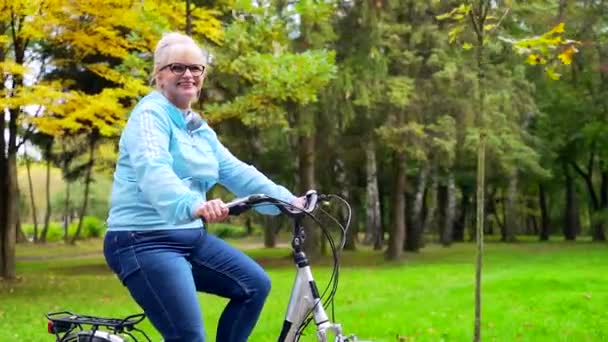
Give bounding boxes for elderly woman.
[104,32,303,342]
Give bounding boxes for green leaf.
[545,66,561,80]
[448,25,464,43]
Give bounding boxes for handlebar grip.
[303,190,318,213]
[227,203,250,216]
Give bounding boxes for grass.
[2,240,607,341]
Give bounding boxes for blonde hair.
[151,32,207,87]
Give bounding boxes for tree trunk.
[405,169,428,251]
[571,159,605,241]
[538,183,550,241]
[404,189,415,250]
[16,214,26,243]
[1,98,22,278]
[563,162,580,240]
[25,150,39,242]
[364,139,382,249]
[441,173,456,246]
[335,157,356,250]
[421,171,438,239]
[40,142,53,243]
[263,216,282,248]
[1,143,19,279]
[0,95,6,276]
[62,181,71,243]
[71,136,96,244]
[454,185,469,242]
[185,0,192,35]
[386,152,406,260]
[502,173,518,242]
[437,183,448,245]
[593,170,607,241]
[299,130,319,257]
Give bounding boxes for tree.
[204,1,337,256]
[0,0,223,276]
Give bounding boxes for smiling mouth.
[177,82,196,87]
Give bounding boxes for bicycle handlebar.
[225,190,320,217]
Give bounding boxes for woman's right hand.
[195,199,229,223]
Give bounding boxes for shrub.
[22,216,106,241]
[22,222,67,242]
[81,216,106,238]
[207,223,247,239]
[68,216,106,239]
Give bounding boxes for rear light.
[47,320,73,333]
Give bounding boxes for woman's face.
[157,46,205,109]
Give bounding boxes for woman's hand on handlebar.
[195,199,229,223]
[291,196,307,210]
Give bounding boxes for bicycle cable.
[239,195,351,340]
[266,195,350,339]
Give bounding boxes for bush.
[22,222,67,242]
[81,216,105,238]
[207,223,247,239]
[21,216,106,241]
[68,216,106,239]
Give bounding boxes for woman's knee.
[248,269,271,299]
[258,272,272,297]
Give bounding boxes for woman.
[104,32,303,342]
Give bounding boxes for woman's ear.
[154,74,164,89]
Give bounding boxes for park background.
[0,0,607,341]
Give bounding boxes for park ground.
[1,239,607,341]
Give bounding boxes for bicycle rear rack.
[46,311,151,341]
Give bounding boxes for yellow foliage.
[545,67,561,80]
[1,0,224,140]
[558,45,578,65]
[448,26,464,44]
[436,4,471,21]
[549,22,565,34]
[0,61,30,76]
[525,54,546,65]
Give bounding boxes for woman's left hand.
[290,196,307,210]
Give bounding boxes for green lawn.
[2,241,607,341]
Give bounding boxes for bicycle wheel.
[59,331,125,342]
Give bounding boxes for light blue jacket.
[106,91,295,231]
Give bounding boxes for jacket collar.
[147,91,208,134]
[148,91,188,129]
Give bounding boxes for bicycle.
[47,190,367,342]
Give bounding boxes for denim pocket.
[103,233,122,276]
[104,231,142,285]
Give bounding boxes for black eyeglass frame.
[159,63,206,76]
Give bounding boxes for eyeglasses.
[160,63,205,76]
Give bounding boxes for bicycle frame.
[277,215,349,342]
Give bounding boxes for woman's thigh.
[104,229,206,341]
[189,232,271,299]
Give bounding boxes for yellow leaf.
[448,26,464,43]
[549,22,565,34]
[526,54,546,65]
[558,45,578,65]
[462,42,473,50]
[545,67,561,80]
[436,7,458,21]
[484,24,496,31]
[456,4,472,14]
[0,61,30,75]
[543,36,562,46]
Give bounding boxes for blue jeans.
[103,228,271,342]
